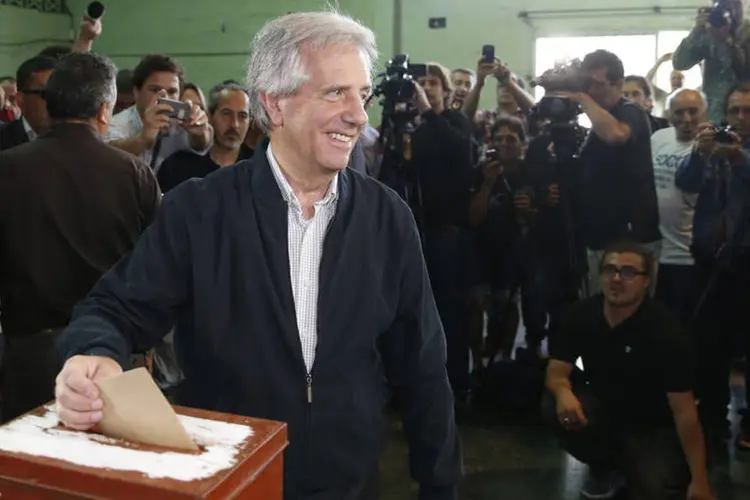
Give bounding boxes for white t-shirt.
[651,127,697,265]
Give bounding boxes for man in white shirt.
[106,54,212,170]
[652,89,706,324]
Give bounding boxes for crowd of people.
[1,2,750,499]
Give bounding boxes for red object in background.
[0,108,13,123]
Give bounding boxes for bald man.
[646,53,685,117]
[651,89,706,323]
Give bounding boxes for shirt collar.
[22,116,36,141]
[266,143,338,207]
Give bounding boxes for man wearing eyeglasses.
[0,56,56,151]
[544,241,712,500]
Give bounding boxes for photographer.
[675,82,750,449]
[673,0,750,122]
[554,50,661,295]
[468,118,578,364]
[379,63,474,398]
[462,57,535,124]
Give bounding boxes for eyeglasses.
[600,264,647,280]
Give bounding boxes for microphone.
[86,1,105,19]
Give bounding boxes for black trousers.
[541,386,690,500]
[0,329,62,423]
[692,259,750,431]
[298,466,379,500]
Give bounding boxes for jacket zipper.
[306,372,313,403]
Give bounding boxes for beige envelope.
[95,367,198,452]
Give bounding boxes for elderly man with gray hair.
[53,11,461,500]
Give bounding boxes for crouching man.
[543,241,713,500]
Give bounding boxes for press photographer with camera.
[673,0,750,122]
[552,50,661,295]
[468,117,578,364]
[461,55,535,124]
[675,82,750,449]
[377,62,474,399]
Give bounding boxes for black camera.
[714,122,737,143]
[371,54,427,106]
[706,0,735,29]
[530,59,585,124]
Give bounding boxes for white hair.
[245,11,378,132]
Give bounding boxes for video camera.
[530,59,585,124]
[370,54,427,110]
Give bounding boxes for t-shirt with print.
[651,127,697,265]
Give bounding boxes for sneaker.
[581,470,623,499]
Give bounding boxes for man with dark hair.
[0,56,56,151]
[114,69,135,114]
[556,50,662,295]
[0,52,160,423]
[544,241,712,500]
[106,54,212,170]
[623,75,669,133]
[676,81,750,448]
[158,83,253,192]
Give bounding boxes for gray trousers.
[541,385,690,500]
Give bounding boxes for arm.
[469,180,494,227]
[57,186,193,368]
[420,109,472,151]
[501,76,535,113]
[673,27,711,71]
[382,210,461,500]
[577,94,633,145]
[675,150,708,193]
[71,16,101,53]
[668,392,712,495]
[462,60,494,120]
[545,359,574,398]
[187,123,212,152]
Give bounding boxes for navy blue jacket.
[675,147,750,260]
[56,146,461,499]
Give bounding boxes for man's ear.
[259,92,284,129]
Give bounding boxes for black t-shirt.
[157,145,255,193]
[649,114,670,134]
[579,98,661,249]
[550,295,693,429]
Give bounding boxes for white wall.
[400,0,704,109]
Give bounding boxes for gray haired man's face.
[267,43,372,174]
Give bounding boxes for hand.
[493,60,511,83]
[547,183,560,206]
[695,9,710,29]
[694,122,716,156]
[513,191,534,213]
[712,131,743,161]
[179,100,210,139]
[482,159,503,183]
[411,81,431,114]
[55,355,123,431]
[139,94,174,146]
[476,58,494,84]
[687,480,715,500]
[77,16,102,42]
[555,389,588,431]
[658,52,673,63]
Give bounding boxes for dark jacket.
[675,146,750,261]
[0,118,29,151]
[0,123,160,334]
[57,146,461,499]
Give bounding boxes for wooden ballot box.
[0,404,288,499]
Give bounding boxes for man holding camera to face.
[675,82,750,449]
[674,0,750,123]
[554,50,661,295]
[106,54,212,170]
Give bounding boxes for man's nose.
[345,95,368,128]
